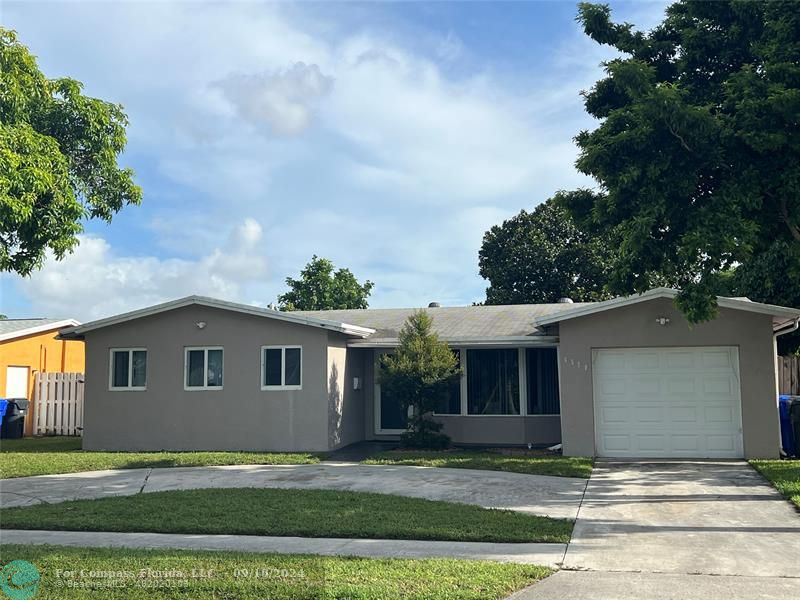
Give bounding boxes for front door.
[375,352,408,434]
[5,366,29,398]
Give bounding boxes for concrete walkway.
[513,461,800,600]
[0,530,567,567]
[0,463,586,519]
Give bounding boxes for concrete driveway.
[517,460,800,599]
[0,463,586,519]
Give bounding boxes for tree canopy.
[0,28,142,275]
[278,255,374,311]
[563,1,800,322]
[378,311,459,448]
[479,194,615,304]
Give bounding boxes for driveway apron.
[564,461,800,578]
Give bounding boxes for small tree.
[378,311,460,449]
[278,255,374,311]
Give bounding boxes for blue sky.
[0,0,668,320]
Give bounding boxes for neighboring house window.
[109,348,147,390]
[526,348,560,415]
[261,346,302,390]
[434,349,461,415]
[467,349,520,415]
[185,347,224,390]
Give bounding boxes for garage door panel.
[597,376,627,395]
[637,435,667,451]
[593,347,743,458]
[635,406,664,423]
[701,350,734,369]
[631,353,660,370]
[703,376,734,395]
[598,406,630,425]
[704,405,735,425]
[632,375,661,394]
[602,435,632,452]
[666,377,696,395]
[665,352,694,369]
[670,406,698,422]
[595,352,627,370]
[671,435,700,452]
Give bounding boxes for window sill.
[184,386,224,391]
[261,386,302,392]
[109,387,147,392]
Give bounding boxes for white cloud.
[215,62,334,136]
[15,219,268,321]
[1,0,646,319]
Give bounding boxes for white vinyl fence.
[34,372,85,436]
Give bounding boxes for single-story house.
[1,318,83,436]
[59,288,800,459]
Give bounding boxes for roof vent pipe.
[428,302,441,308]
[558,297,574,304]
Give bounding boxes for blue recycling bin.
[779,395,800,457]
[0,399,7,430]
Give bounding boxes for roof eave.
[0,319,81,343]
[348,335,560,348]
[533,288,800,328]
[59,296,375,338]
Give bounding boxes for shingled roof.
[296,303,590,344]
[0,318,80,342]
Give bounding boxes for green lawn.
[0,437,321,479]
[0,545,551,599]
[750,459,800,508]
[0,488,573,543]
[364,449,593,478]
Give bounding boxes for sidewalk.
[0,530,566,567]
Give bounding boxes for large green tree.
[378,311,460,449]
[479,194,615,304]
[0,28,141,275]
[563,1,800,322]
[279,255,374,311]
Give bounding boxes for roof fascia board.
[535,287,800,327]
[348,336,560,348]
[61,297,374,339]
[0,319,81,343]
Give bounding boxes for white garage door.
[593,347,743,458]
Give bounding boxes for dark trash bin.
[0,398,29,439]
[790,398,800,459]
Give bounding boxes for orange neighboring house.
[0,318,83,436]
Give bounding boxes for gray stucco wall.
[327,336,366,449]
[362,348,562,446]
[558,297,779,459]
[83,305,344,452]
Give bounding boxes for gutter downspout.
[774,317,800,340]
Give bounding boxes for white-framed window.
[261,346,302,390]
[184,347,224,390]
[109,348,147,391]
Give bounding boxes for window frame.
[465,347,522,416]
[184,346,224,391]
[431,349,463,416]
[108,348,148,391]
[260,345,303,391]
[526,347,561,416]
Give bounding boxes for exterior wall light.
[196,322,207,329]
[655,317,670,326]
